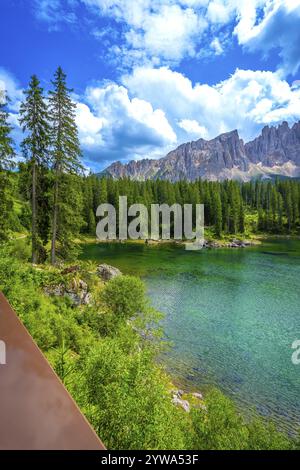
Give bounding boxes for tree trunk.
[51,167,59,265]
[32,160,37,264]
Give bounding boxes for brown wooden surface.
[0,292,105,450]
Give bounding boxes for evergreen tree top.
[0,90,15,171]
[48,66,82,174]
[19,74,50,165]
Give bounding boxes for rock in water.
[97,264,122,281]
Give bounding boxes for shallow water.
[81,239,300,433]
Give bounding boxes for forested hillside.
[2,169,300,253]
[80,176,300,239]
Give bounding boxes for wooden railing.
[0,292,105,450]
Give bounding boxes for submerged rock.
[97,264,122,281]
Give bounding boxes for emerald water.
[81,239,300,433]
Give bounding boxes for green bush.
[76,334,189,450]
[102,275,147,320]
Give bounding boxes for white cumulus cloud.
[234,0,300,77]
[83,0,208,64]
[123,65,300,142]
[76,82,177,167]
[34,1,300,75]
[178,119,208,138]
[0,68,23,111]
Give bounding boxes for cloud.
[206,0,236,23]
[32,0,300,75]
[82,1,300,75]
[82,0,208,65]
[234,0,300,77]
[0,68,23,111]
[33,0,78,31]
[0,68,25,159]
[210,37,224,55]
[76,102,105,148]
[76,82,177,168]
[178,119,208,138]
[125,4,207,63]
[123,65,300,143]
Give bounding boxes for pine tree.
[213,190,222,237]
[0,91,15,241]
[0,91,15,171]
[56,173,84,260]
[277,192,284,232]
[87,208,96,235]
[48,67,82,264]
[257,207,264,232]
[238,202,245,233]
[285,188,292,233]
[291,183,299,229]
[270,186,278,231]
[19,75,50,263]
[228,182,240,234]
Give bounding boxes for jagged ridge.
[101,121,300,182]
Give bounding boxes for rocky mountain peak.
[245,120,300,167]
[101,121,300,182]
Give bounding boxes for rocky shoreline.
[144,237,260,249]
[202,238,258,249]
[92,237,261,249]
[171,388,206,413]
[44,263,122,306]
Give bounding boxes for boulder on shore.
[192,392,203,400]
[203,239,221,248]
[44,278,92,307]
[172,396,190,413]
[97,264,122,281]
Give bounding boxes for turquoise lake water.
[81,239,300,433]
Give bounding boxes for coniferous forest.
[1,69,300,450]
[2,171,300,255]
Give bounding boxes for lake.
[81,239,300,434]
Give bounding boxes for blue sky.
[1,0,300,171]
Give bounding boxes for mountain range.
[101,121,300,182]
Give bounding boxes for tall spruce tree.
[48,67,82,264]
[0,91,15,170]
[213,189,223,237]
[0,91,15,241]
[19,75,50,263]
